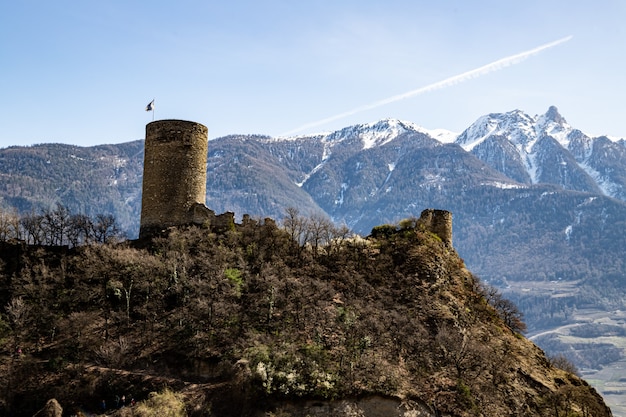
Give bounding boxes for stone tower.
[419,209,453,246]
[139,119,209,238]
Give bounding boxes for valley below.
[506,279,626,415]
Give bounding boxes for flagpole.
[146,98,155,121]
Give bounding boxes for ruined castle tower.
[139,119,209,238]
[419,209,453,246]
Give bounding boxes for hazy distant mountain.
[0,140,144,234]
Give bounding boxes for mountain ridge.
[2,106,626,412]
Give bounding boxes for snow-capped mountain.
[4,106,625,238]
[455,106,626,199]
[321,118,459,150]
[276,118,457,150]
[251,108,626,227]
[3,107,626,405]
[265,107,626,208]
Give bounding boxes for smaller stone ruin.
[418,208,453,246]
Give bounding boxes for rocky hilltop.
[0,210,611,416]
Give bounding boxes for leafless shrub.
[96,337,130,368]
[548,353,580,376]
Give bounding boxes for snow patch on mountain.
[565,225,573,241]
[454,114,499,151]
[326,118,451,150]
[297,140,333,187]
[284,118,454,187]
[579,161,619,197]
[335,183,348,206]
[525,153,539,184]
[481,181,528,190]
[457,110,538,152]
[426,128,458,143]
[358,119,407,150]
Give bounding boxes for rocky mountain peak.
[535,106,572,146]
[455,107,578,154]
[319,118,437,150]
[454,109,536,151]
[543,105,566,124]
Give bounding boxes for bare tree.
[0,209,19,241]
[6,297,29,349]
[480,283,527,333]
[92,214,121,243]
[20,213,45,245]
[282,207,309,246]
[67,213,94,247]
[325,223,352,255]
[42,204,71,245]
[548,354,579,376]
[12,209,122,247]
[306,212,334,255]
[436,325,488,380]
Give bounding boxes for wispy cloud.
[281,36,573,136]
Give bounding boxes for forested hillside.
[0,215,611,416]
[0,141,144,235]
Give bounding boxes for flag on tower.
[145,100,155,112]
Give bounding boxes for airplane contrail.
[281,35,573,136]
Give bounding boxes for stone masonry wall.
[140,120,208,238]
[419,209,453,246]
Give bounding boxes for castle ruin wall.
[419,209,453,246]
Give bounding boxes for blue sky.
[1,1,625,148]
